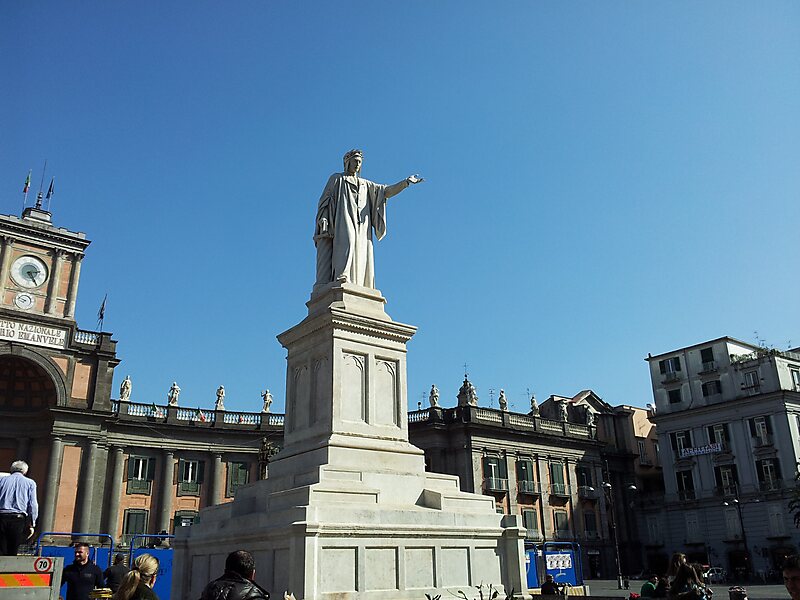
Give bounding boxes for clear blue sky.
[2,2,798,414]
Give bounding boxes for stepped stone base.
[171,284,528,600]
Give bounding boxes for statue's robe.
[314,172,388,289]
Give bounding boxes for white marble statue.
[215,385,225,411]
[559,400,569,422]
[586,409,595,427]
[529,393,539,416]
[119,375,132,401]
[429,384,440,408]
[314,149,423,289]
[498,389,508,411]
[167,381,181,406]
[261,389,273,413]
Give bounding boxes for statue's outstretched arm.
[385,174,424,199]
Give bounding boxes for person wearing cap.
[0,460,38,555]
[104,554,130,594]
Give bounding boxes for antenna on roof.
[34,160,47,209]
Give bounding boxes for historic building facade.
[646,337,800,577]
[0,205,283,547]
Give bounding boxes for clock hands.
[26,269,40,285]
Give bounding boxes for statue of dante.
[314,149,423,289]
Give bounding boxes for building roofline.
[645,336,759,362]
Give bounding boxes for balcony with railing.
[484,477,509,492]
[700,360,718,373]
[578,485,599,501]
[677,489,696,501]
[714,484,738,498]
[552,530,573,541]
[582,530,601,542]
[525,528,543,541]
[517,480,542,495]
[753,434,773,447]
[549,483,571,497]
[111,400,284,431]
[662,371,681,383]
[759,478,784,492]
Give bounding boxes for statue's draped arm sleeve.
[315,174,338,239]
[368,181,388,241]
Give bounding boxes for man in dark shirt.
[541,574,562,596]
[103,553,129,593]
[61,543,104,600]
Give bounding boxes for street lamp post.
[602,480,637,589]
[722,498,754,579]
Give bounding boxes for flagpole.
[22,169,32,210]
[35,160,47,210]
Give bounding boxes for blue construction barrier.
[526,542,584,589]
[36,532,115,600]
[130,535,174,600]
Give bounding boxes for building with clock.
[0,203,282,547]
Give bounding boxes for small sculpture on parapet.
[559,400,569,422]
[585,409,595,427]
[215,385,225,411]
[529,393,539,416]
[429,384,440,408]
[498,389,508,412]
[167,381,181,406]
[119,375,132,401]
[261,389,273,413]
[457,375,479,407]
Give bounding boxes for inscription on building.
[0,318,67,349]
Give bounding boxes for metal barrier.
[129,535,174,600]
[0,556,64,600]
[35,532,115,600]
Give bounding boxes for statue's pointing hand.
[406,174,424,185]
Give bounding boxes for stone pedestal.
[172,283,528,600]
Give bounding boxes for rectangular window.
[670,430,692,457]
[743,370,760,395]
[646,516,661,543]
[637,440,648,464]
[522,509,539,538]
[482,456,508,492]
[659,357,682,374]
[700,347,714,365]
[724,508,741,538]
[549,462,566,495]
[756,458,781,491]
[173,510,199,532]
[553,510,570,535]
[676,470,695,500]
[668,389,682,404]
[178,459,205,496]
[750,416,772,445]
[226,462,250,498]
[714,464,738,496]
[707,423,730,449]
[768,505,785,537]
[685,511,698,540]
[575,464,593,487]
[583,511,597,534]
[123,509,148,546]
[791,369,800,391]
[126,456,155,495]
[516,459,537,494]
[702,380,722,397]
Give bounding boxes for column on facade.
[0,237,15,298]
[157,451,175,533]
[505,452,517,515]
[15,437,31,461]
[207,453,223,506]
[39,436,64,535]
[103,447,125,537]
[76,440,98,534]
[64,253,83,318]
[45,249,65,315]
[596,462,610,538]
[536,455,552,538]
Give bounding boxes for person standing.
[641,574,659,597]
[0,460,39,555]
[61,543,104,600]
[199,550,269,600]
[114,554,159,600]
[104,553,130,594]
[540,574,561,596]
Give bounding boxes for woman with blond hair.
[113,554,159,600]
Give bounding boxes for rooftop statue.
[314,149,423,289]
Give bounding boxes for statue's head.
[343,149,363,174]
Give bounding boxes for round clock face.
[14,293,34,310]
[10,256,48,288]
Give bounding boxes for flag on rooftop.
[45,177,55,200]
[22,171,31,194]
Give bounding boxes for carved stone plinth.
[172,284,528,600]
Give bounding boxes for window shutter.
[198,461,205,483]
[498,458,508,479]
[765,416,773,434]
[675,358,682,372]
[659,360,666,374]
[126,457,135,480]
[669,433,677,452]
[755,460,765,483]
[748,419,756,437]
[701,348,714,363]
[713,468,722,487]
[706,426,714,442]
[482,457,492,477]
[146,458,156,481]
[774,459,782,480]
[516,461,527,481]
[178,459,186,483]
